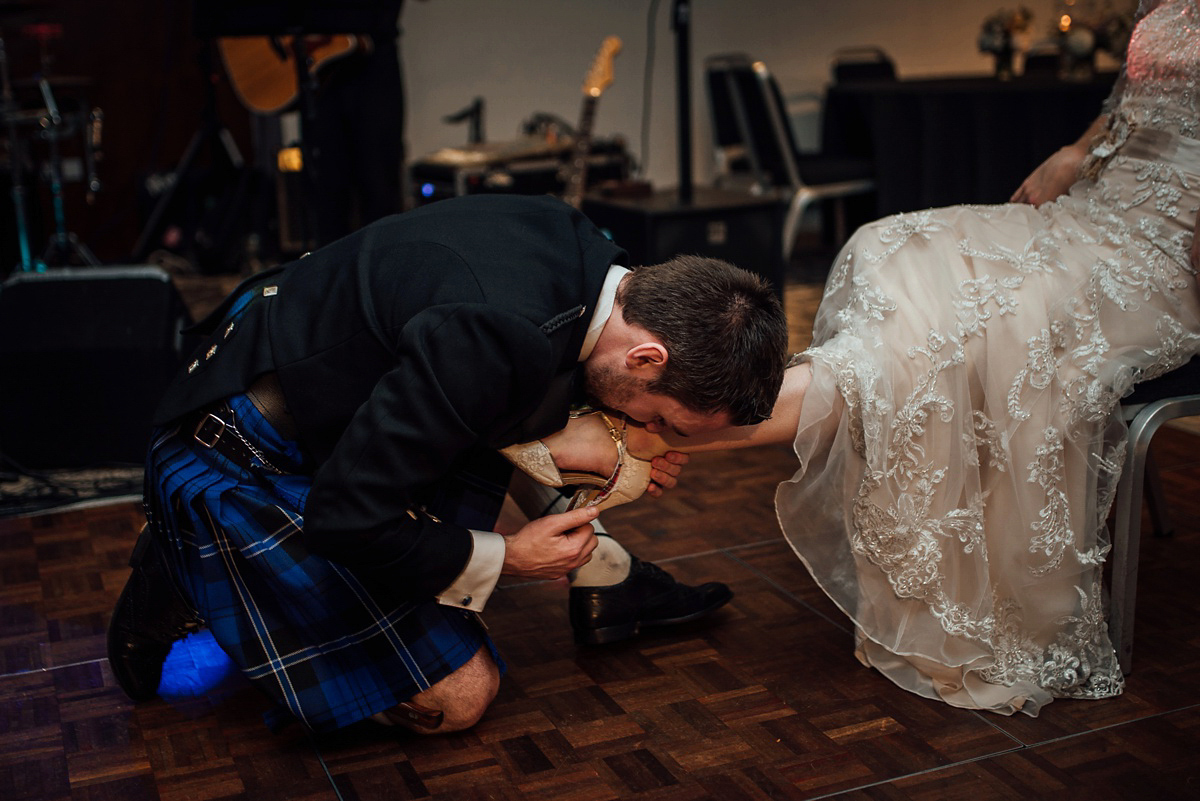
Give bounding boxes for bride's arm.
[1010,114,1107,206]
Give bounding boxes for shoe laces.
[635,558,676,587]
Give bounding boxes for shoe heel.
[573,621,639,645]
[500,439,565,487]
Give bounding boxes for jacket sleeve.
[303,304,554,602]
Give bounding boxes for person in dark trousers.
[107,193,789,735]
[307,0,409,245]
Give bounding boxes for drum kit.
[1,1,101,272]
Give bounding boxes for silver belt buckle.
[194,413,226,448]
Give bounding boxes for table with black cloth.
[822,73,1118,217]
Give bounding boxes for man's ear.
[625,342,668,371]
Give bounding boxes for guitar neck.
[562,96,598,209]
[562,35,620,208]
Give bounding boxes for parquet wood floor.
[4,265,1200,799]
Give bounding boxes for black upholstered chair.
[704,53,876,261]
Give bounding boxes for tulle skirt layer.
[778,134,1200,714]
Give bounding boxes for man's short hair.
[617,255,788,426]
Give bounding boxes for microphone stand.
[37,76,99,267]
[672,0,693,205]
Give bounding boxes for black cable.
[0,452,141,517]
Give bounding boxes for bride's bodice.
[1116,0,1200,137]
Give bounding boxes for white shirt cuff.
[435,530,505,612]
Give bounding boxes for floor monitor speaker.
[0,266,191,468]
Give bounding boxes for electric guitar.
[217,35,372,115]
[560,36,621,209]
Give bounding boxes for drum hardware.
[84,105,101,203]
[130,40,248,271]
[33,72,98,266]
[0,26,34,271]
[1,17,101,271]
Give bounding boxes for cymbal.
[13,75,94,90]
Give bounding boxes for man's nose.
[644,421,666,434]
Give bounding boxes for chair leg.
[782,190,815,263]
[1110,430,1149,676]
[1109,402,1187,675]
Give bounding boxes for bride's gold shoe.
[500,410,654,512]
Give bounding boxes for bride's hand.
[627,425,688,497]
[1010,144,1086,206]
[541,415,689,498]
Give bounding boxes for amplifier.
[582,188,786,299]
[0,266,191,467]
[411,138,631,206]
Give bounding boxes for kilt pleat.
[144,389,502,732]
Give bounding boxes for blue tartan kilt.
[144,289,508,733]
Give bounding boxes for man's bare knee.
[409,645,499,733]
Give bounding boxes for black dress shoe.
[106,525,202,701]
[569,555,733,645]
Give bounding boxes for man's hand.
[1010,145,1087,206]
[501,506,599,580]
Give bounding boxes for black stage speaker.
[582,187,785,299]
[0,266,191,468]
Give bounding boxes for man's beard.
[583,362,650,414]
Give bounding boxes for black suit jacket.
[154,194,625,601]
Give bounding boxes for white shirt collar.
[579,265,630,361]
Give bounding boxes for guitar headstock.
[582,36,622,98]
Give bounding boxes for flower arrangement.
[979,6,1033,79]
[978,6,1034,55]
[1056,0,1136,61]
